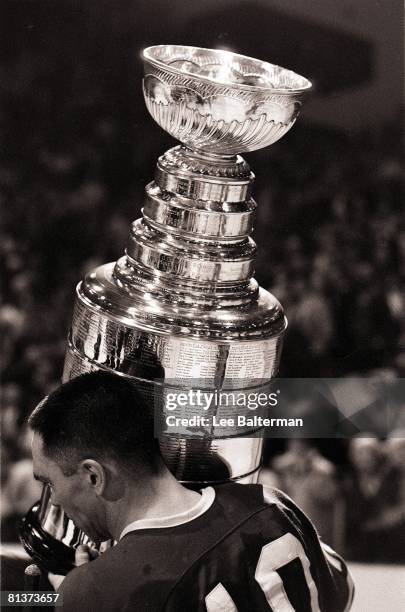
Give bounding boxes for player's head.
[29,371,161,542]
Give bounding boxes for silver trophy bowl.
[143,45,311,154]
[21,45,311,574]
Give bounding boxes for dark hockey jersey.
[59,484,354,611]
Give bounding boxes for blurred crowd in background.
[1,0,404,563]
[260,435,405,564]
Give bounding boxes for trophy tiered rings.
[20,45,311,573]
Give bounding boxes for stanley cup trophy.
[20,45,311,573]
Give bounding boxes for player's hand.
[48,544,99,590]
[48,572,65,591]
[75,543,99,565]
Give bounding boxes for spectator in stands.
[272,440,342,549]
[1,426,42,542]
[345,436,403,562]
[384,432,405,562]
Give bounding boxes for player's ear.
[79,460,106,495]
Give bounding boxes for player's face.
[32,433,108,544]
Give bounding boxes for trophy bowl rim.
[142,44,312,95]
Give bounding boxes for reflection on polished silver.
[21,44,311,572]
[37,485,91,547]
[143,45,311,154]
[19,485,93,575]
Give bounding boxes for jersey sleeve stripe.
[205,583,239,612]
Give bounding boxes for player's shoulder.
[58,543,144,611]
[58,540,129,592]
[58,561,103,610]
[213,482,314,536]
[214,481,304,515]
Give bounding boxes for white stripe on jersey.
[255,533,321,612]
[321,542,343,572]
[262,485,354,611]
[205,583,238,612]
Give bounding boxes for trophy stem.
[186,146,238,162]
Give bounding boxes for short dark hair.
[29,371,160,476]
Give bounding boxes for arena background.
[1,1,404,609]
